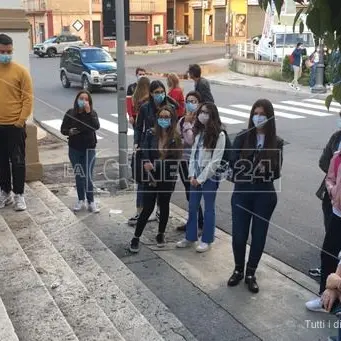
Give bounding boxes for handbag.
[131,149,144,184]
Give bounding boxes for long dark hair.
[149,80,167,106]
[241,99,278,163]
[73,90,93,112]
[185,91,202,103]
[193,102,223,149]
[154,105,179,145]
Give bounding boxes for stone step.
[0,215,79,341]
[1,207,125,341]
[0,297,19,341]
[28,181,197,341]
[24,182,165,341]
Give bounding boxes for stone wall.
[233,56,281,77]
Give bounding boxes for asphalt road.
[31,45,341,279]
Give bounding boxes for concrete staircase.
[0,181,196,341]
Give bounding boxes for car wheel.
[82,76,92,92]
[61,72,71,88]
[47,48,56,58]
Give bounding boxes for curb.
[34,118,67,143]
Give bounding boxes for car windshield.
[80,49,113,63]
[275,33,314,47]
[44,37,56,43]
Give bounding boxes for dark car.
[60,46,117,92]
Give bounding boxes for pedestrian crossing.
[40,98,340,141]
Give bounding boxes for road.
[31,44,341,281]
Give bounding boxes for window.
[67,35,79,42]
[184,3,189,12]
[80,49,113,63]
[58,35,67,42]
[275,33,315,47]
[69,49,81,64]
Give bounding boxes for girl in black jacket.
[130,105,182,253]
[227,99,283,294]
[61,90,100,213]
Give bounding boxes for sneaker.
[305,298,326,312]
[176,238,194,248]
[13,194,26,211]
[309,267,321,277]
[0,191,13,208]
[128,213,139,226]
[73,200,85,212]
[88,202,100,213]
[129,237,140,253]
[156,233,166,248]
[196,241,210,253]
[295,86,300,91]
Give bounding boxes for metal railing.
[237,41,259,60]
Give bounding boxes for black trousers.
[179,160,204,229]
[319,213,341,295]
[322,191,333,233]
[0,125,26,195]
[134,181,175,238]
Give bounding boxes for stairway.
[0,181,196,341]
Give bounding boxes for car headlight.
[90,70,99,77]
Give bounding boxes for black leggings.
[134,181,175,238]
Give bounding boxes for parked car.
[60,46,117,92]
[33,34,84,58]
[166,30,190,45]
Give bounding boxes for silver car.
[167,30,190,45]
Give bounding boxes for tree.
[258,0,341,107]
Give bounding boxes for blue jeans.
[309,63,317,88]
[186,178,219,244]
[68,147,96,203]
[231,183,277,274]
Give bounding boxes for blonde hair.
[167,72,180,90]
[132,76,150,111]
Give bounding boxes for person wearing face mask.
[167,73,185,119]
[61,91,100,213]
[227,99,283,294]
[0,34,33,212]
[130,106,182,253]
[176,102,230,253]
[176,91,204,232]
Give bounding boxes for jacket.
[316,131,341,200]
[326,152,341,212]
[127,82,137,96]
[142,129,182,182]
[60,109,100,151]
[168,87,185,118]
[230,130,283,184]
[195,77,214,103]
[292,48,303,67]
[188,131,226,184]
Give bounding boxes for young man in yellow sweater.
[0,34,33,211]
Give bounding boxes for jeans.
[309,63,317,88]
[68,147,96,203]
[0,125,26,195]
[319,213,341,295]
[134,181,175,237]
[291,65,301,87]
[231,183,277,274]
[186,178,219,244]
[322,191,333,233]
[179,160,204,229]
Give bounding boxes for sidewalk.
[109,43,182,55]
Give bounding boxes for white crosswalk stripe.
[281,100,341,113]
[304,98,341,108]
[218,107,249,118]
[273,104,332,117]
[99,118,134,135]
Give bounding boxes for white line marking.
[42,119,103,139]
[273,104,332,117]
[281,100,341,113]
[99,118,134,135]
[231,104,305,119]
[218,107,249,118]
[304,99,341,108]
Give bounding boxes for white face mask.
[198,113,209,125]
[252,114,267,128]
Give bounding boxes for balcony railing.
[130,0,156,13]
[23,0,47,12]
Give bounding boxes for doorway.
[39,23,45,42]
[93,21,101,46]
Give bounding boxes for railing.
[130,0,156,13]
[22,0,47,12]
[237,41,259,60]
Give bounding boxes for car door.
[56,35,68,54]
[68,49,83,83]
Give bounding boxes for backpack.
[289,53,294,65]
[215,130,232,178]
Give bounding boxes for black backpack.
[215,130,233,179]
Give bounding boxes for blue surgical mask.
[157,118,171,129]
[77,99,85,109]
[0,54,12,64]
[153,93,165,105]
[186,102,198,113]
[252,114,267,128]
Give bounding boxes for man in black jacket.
[127,67,146,96]
[188,64,214,103]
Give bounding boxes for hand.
[13,121,24,128]
[185,112,195,123]
[134,144,140,151]
[190,178,200,187]
[84,101,91,113]
[326,273,341,290]
[69,128,80,136]
[129,117,135,125]
[144,162,154,171]
[322,289,339,312]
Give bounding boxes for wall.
[233,56,281,77]
[229,0,248,45]
[152,14,165,40]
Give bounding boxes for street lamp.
[312,38,327,94]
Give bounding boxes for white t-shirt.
[257,134,265,149]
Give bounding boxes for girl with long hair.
[132,76,150,117]
[167,73,185,119]
[176,102,230,253]
[130,106,182,252]
[227,99,283,293]
[61,90,100,213]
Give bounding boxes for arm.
[319,135,335,173]
[60,110,72,136]
[126,96,134,118]
[188,136,198,179]
[17,67,33,126]
[196,132,226,184]
[182,122,194,146]
[134,105,145,146]
[77,110,100,132]
[326,155,337,197]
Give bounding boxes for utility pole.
[312,38,327,94]
[88,0,93,45]
[173,0,177,46]
[202,0,206,43]
[115,0,128,189]
[225,0,231,58]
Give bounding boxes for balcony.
[130,0,156,14]
[23,0,47,13]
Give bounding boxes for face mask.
[198,113,209,125]
[0,54,12,64]
[157,118,171,129]
[153,93,165,105]
[186,102,198,113]
[137,75,144,80]
[337,118,341,130]
[252,114,267,128]
[77,99,85,109]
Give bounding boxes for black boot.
[227,269,244,287]
[245,275,259,293]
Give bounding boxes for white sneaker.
[88,202,100,213]
[295,86,300,91]
[0,191,13,208]
[305,297,326,312]
[176,239,194,248]
[73,200,85,212]
[13,194,26,211]
[196,241,210,253]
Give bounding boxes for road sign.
[72,20,83,32]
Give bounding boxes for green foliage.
[325,94,333,111]
[282,55,293,81]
